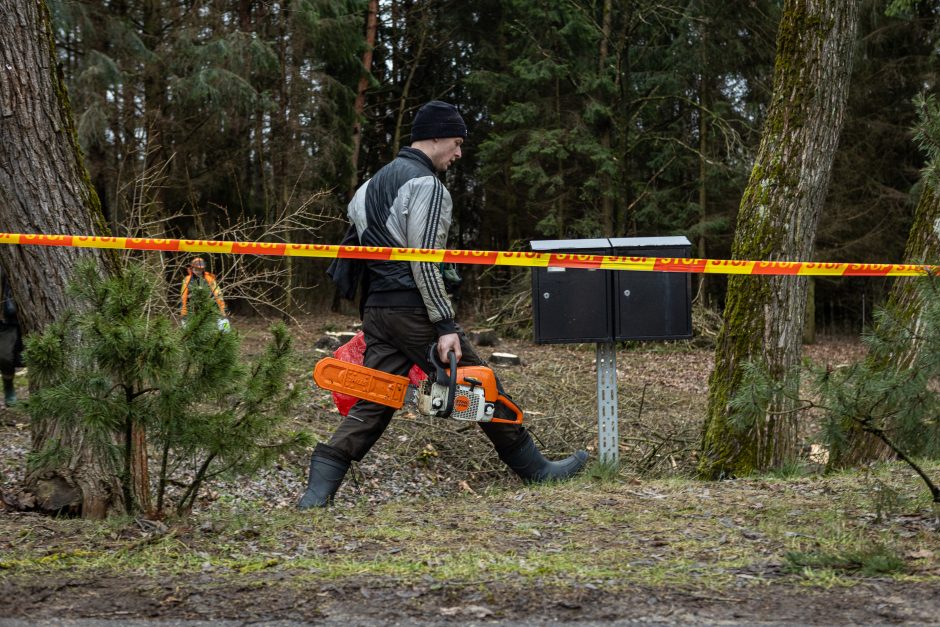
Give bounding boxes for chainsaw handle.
[428,345,457,418]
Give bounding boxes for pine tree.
[156,282,311,516]
[730,276,940,502]
[24,261,311,517]
[829,93,940,467]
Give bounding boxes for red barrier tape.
[0,233,935,277]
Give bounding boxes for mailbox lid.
[610,237,692,341]
[530,238,612,344]
[531,238,612,252]
[608,236,692,251]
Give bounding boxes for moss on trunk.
[698,0,860,479]
[1,0,118,517]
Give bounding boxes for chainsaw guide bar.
[313,358,410,409]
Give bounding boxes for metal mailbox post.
[531,236,692,465]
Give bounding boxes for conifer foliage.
[23,261,311,517]
[730,276,940,502]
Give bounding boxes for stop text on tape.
[0,233,936,277]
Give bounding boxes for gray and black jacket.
[347,147,456,336]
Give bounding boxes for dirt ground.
[2,313,939,625]
[2,573,940,624]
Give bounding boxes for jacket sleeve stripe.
[419,178,452,318]
[421,177,442,248]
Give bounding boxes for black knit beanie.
[410,101,467,141]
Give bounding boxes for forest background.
[4,4,940,618]
[49,0,936,330]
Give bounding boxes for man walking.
[298,101,587,509]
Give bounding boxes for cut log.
[489,352,521,366]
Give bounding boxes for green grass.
[785,544,907,577]
[1,463,938,593]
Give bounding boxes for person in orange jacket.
[180,257,226,319]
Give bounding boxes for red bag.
[331,331,427,416]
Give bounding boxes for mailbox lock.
[543,292,551,300]
[623,289,631,297]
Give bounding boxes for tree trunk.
[829,182,940,468]
[699,0,860,479]
[141,0,169,226]
[0,0,116,517]
[803,277,816,344]
[696,33,710,306]
[598,0,613,236]
[349,0,379,197]
[391,18,428,157]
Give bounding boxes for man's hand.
[437,333,462,364]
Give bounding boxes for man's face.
[430,137,463,172]
[192,265,204,276]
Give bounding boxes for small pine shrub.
[730,277,940,502]
[24,260,311,517]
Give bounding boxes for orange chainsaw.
[313,346,523,425]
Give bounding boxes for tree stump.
[315,335,342,351]
[489,352,521,366]
[469,328,499,346]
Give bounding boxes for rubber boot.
[2,376,15,408]
[499,432,588,484]
[297,443,350,510]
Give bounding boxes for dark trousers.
[327,307,526,461]
[0,323,20,378]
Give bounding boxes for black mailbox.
[531,238,613,344]
[530,236,693,344]
[609,236,692,341]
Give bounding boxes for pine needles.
[23,260,312,517]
